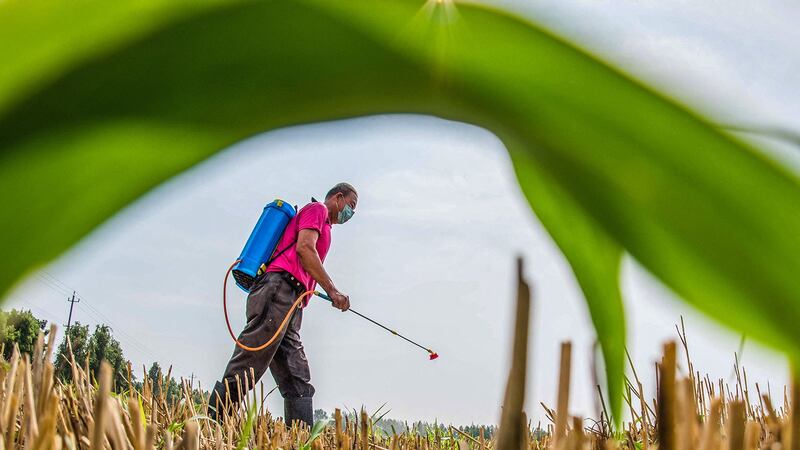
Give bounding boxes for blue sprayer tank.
[232,199,296,292]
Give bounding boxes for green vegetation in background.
[145,361,207,407]
[54,321,132,392]
[2,0,799,424]
[54,321,90,380]
[0,309,48,360]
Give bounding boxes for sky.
[6,0,800,426]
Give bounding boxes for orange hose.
[223,260,315,352]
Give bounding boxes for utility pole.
[66,291,80,332]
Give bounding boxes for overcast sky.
[6,0,800,425]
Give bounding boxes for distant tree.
[0,309,48,360]
[146,361,183,405]
[457,424,496,439]
[54,322,90,383]
[53,322,133,393]
[314,409,329,422]
[147,361,162,390]
[341,410,496,439]
[88,324,129,391]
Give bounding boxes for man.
[209,182,358,426]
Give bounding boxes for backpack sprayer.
[222,199,439,360]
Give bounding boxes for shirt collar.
[313,197,332,225]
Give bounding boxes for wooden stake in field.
[496,257,531,450]
[791,365,800,450]
[553,342,572,448]
[657,342,677,450]
[728,401,746,450]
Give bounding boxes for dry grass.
[0,260,796,449]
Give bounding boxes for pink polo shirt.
[266,202,332,302]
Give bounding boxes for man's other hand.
[330,291,350,312]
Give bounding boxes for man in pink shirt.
[209,183,357,425]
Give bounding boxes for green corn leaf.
[2,0,800,425]
[507,141,625,424]
[167,421,184,434]
[301,418,332,450]
[236,402,257,450]
[369,402,389,422]
[374,408,393,426]
[138,393,147,426]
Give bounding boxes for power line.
[78,300,161,359]
[26,276,160,361]
[36,272,159,360]
[40,271,75,294]
[74,303,161,363]
[9,284,176,387]
[28,271,158,359]
[32,271,192,379]
[35,273,72,297]
[5,295,63,324]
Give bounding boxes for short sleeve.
[297,203,327,234]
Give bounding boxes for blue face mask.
[338,203,354,224]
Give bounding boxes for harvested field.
[0,264,794,450]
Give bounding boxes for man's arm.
[296,228,350,311]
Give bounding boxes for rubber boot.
[208,380,238,422]
[284,397,313,428]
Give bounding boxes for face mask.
[337,203,354,224]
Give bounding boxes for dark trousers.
[210,272,315,425]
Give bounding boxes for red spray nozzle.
[429,351,439,360]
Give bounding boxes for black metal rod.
[315,291,432,353]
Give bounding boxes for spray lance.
[313,291,439,359]
[222,199,439,360]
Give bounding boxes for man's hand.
[330,290,350,312]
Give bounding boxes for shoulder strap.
[268,238,297,264]
[263,198,314,267]
[257,238,297,277]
